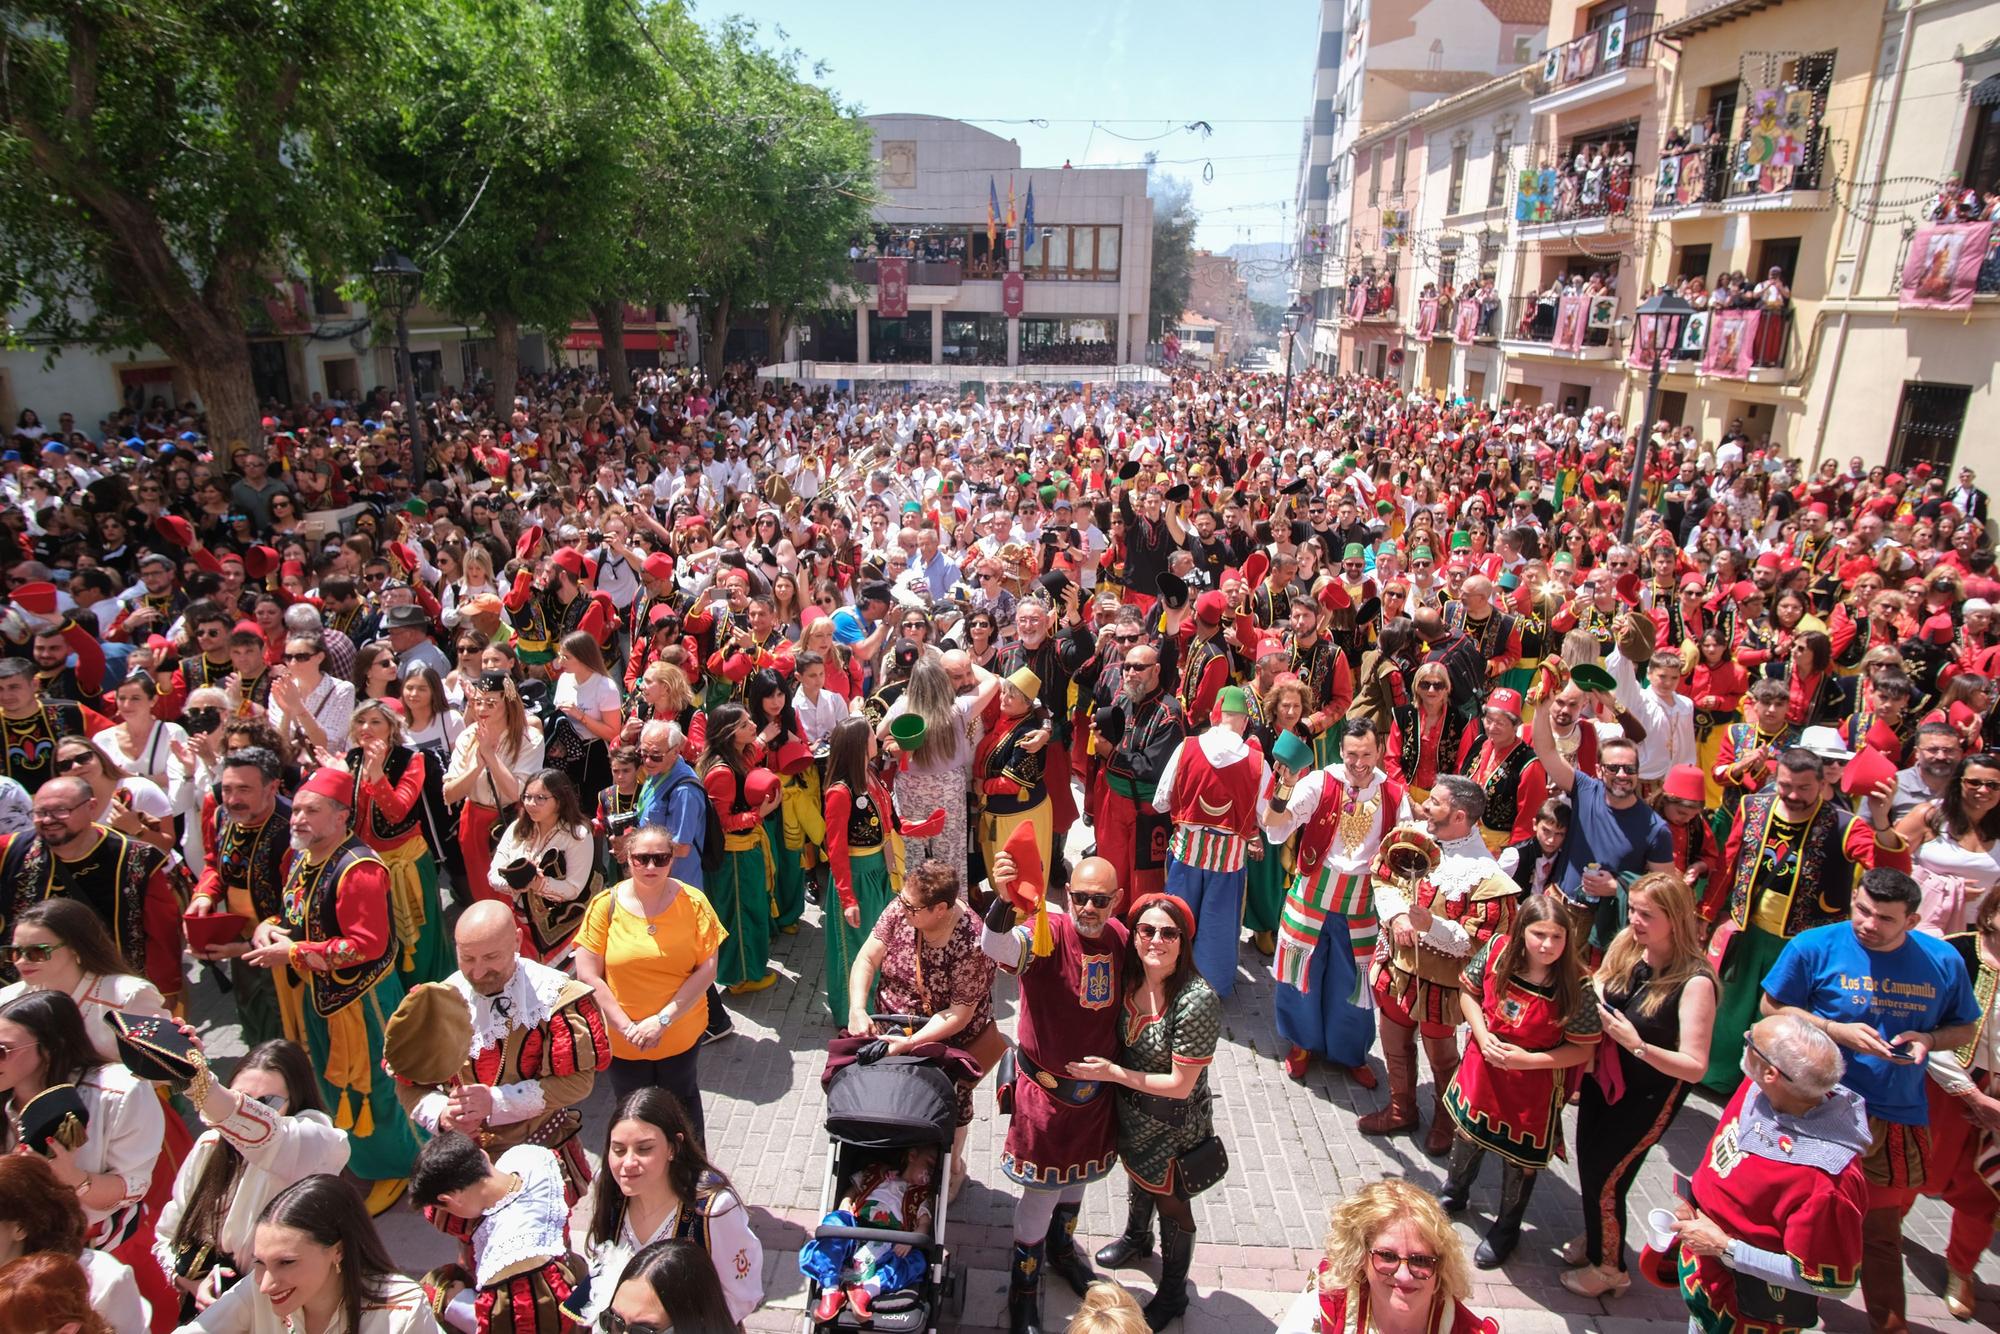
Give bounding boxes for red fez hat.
[743,767,782,809]
[647,603,678,626]
[1923,613,1956,645]
[1661,765,1706,803]
[10,582,58,618]
[1679,573,1706,591]
[642,552,675,582]
[217,550,245,566]
[1808,501,1831,517]
[1731,581,1760,602]
[245,545,279,579]
[550,547,586,578]
[233,619,262,637]
[514,525,545,563]
[773,740,813,776]
[388,541,418,577]
[1754,551,1782,571]
[1241,552,1270,591]
[1841,745,1898,798]
[1193,591,1227,626]
[153,514,195,549]
[1614,571,1642,604]
[297,769,353,806]
[1316,580,1352,612]
[1485,688,1524,719]
[1864,719,1902,755]
[1839,557,1878,584]
[280,559,307,579]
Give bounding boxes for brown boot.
[1357,1014,1418,1135]
[1859,1206,1910,1334]
[1422,1035,1462,1158]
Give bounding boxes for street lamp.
[370,248,428,486]
[686,287,710,379]
[1621,289,1694,543]
[1280,300,1311,436]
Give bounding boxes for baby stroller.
[806,1014,972,1333]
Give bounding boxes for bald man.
[391,901,613,1209]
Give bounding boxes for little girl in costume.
[802,1144,939,1321]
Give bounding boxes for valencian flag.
[1023,183,1037,249]
[1007,175,1017,229]
[988,177,999,247]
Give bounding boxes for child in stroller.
[801,1143,941,1322]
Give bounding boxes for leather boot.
[1475,1164,1537,1268]
[1095,1186,1157,1267]
[1859,1206,1910,1333]
[1438,1137,1483,1214]
[1046,1201,1096,1297]
[1143,1217,1195,1331]
[1008,1240,1046,1334]
[1357,1017,1419,1135]
[1422,1035,1461,1158]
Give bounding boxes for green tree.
[1148,166,1198,341]
[0,0,393,457]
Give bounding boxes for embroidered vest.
[844,785,886,852]
[1176,633,1234,718]
[1725,792,1857,937]
[1168,735,1264,837]
[1467,737,1536,836]
[1295,773,1406,877]
[177,652,234,694]
[280,837,393,1015]
[209,796,292,922]
[2,829,161,978]
[0,701,80,794]
[1392,705,1465,787]
[346,746,425,843]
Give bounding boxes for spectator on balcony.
[1580,148,1607,212]
[1753,267,1792,367]
[1607,143,1634,214]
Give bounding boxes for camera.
[607,809,640,836]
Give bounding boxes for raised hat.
[514,525,545,563]
[383,984,473,1086]
[17,1084,88,1157]
[1272,729,1315,772]
[1569,662,1617,693]
[1841,744,1898,799]
[1241,552,1270,590]
[244,545,279,579]
[10,581,58,618]
[1154,571,1189,610]
[105,1010,205,1086]
[152,514,195,549]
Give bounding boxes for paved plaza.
[188,858,2000,1333]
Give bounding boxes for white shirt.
[178,1274,437,1332]
[268,673,355,756]
[555,670,622,718]
[580,1186,764,1326]
[1262,766,1414,875]
[793,685,848,749]
[101,719,187,789]
[1607,650,1697,779]
[0,971,163,1064]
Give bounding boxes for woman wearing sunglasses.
[0,900,168,1062]
[1276,1180,1489,1334]
[597,1238,736,1334]
[52,737,176,856]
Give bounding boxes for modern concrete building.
[800,114,1153,370]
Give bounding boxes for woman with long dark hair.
[178,1175,434,1331]
[0,1155,145,1330]
[1897,750,2000,934]
[697,705,782,995]
[487,768,596,963]
[156,1042,345,1322]
[443,671,545,906]
[745,666,812,935]
[822,715,946,1024]
[1762,628,1843,727]
[603,1239,738,1334]
[552,629,623,802]
[343,700,450,988]
[577,1089,763,1327]
[0,899,167,1058]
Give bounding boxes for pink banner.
[1417,297,1439,339]
[877,257,908,318]
[1347,284,1368,319]
[1899,222,1995,312]
[1701,309,1759,378]
[1552,294,1589,352]
[1002,270,1025,318]
[1452,299,1480,346]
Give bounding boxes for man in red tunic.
[981,852,1128,1334]
[1152,686,1266,999]
[1673,1014,1868,1334]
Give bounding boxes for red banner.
[1002,271,1025,318]
[877,257,909,319]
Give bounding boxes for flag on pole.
[987,177,999,248]
[1007,175,1017,229]
[1023,184,1037,249]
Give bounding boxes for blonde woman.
[1563,872,1716,1297]
[440,543,504,631]
[1064,1282,1148,1334]
[1278,1180,1493,1334]
[443,671,546,907]
[341,700,451,988]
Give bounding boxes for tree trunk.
[182,332,264,472]
[703,294,731,385]
[766,305,789,366]
[491,311,520,413]
[590,300,632,398]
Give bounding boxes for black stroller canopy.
[825,1058,959,1149]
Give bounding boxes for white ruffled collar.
[450,958,571,1054]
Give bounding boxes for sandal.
[1559,1264,1631,1299]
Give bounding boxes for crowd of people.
[0,360,1994,1334]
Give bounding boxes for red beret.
[153,514,195,549]
[10,581,58,618]
[515,525,545,563]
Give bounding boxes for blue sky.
[691,0,1320,253]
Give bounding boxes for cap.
[1006,665,1044,700]
[1964,598,1993,616]
[1342,543,1366,562]
[1661,765,1706,803]
[383,984,473,1086]
[297,769,354,806]
[1272,729,1315,772]
[1193,590,1227,626]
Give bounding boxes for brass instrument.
[1371,825,1459,988]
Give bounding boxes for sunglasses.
[55,754,93,772]
[1135,923,1182,942]
[628,851,674,868]
[283,651,317,662]
[1599,761,1639,775]
[1368,1248,1441,1280]
[598,1315,666,1334]
[1069,892,1116,910]
[638,749,668,762]
[1417,680,1448,692]
[1963,778,2000,793]
[1744,1034,1796,1083]
[1,943,59,964]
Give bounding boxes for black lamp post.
[1280,299,1311,436]
[1622,289,1694,543]
[370,249,428,485]
[686,287,710,378]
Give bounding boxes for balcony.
[1650,143,1730,218]
[1513,148,1637,243]
[1499,292,1621,361]
[1722,126,1828,210]
[1649,304,1797,383]
[1530,11,1659,116]
[1342,281,1399,325]
[851,259,964,287]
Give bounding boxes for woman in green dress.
[1067,893,1221,1332]
[698,705,781,994]
[745,667,810,934]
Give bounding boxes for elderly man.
[391,901,612,1207]
[1673,1015,1869,1334]
[983,852,1128,1334]
[382,604,451,679]
[1760,868,1980,1333]
[243,768,421,1211]
[1152,686,1267,998]
[1443,575,1520,682]
[1360,776,1517,1155]
[1097,636,1186,906]
[186,747,293,1045]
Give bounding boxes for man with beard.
[186,746,293,1046]
[1,775,183,1001]
[15,582,104,706]
[1360,775,1517,1155]
[1001,593,1091,889]
[504,540,609,675]
[243,767,422,1212]
[1443,575,1520,684]
[1286,591,1355,768]
[981,852,1127,1334]
[391,901,612,1211]
[1097,638,1185,905]
[158,600,237,719]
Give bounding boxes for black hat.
[537,847,568,882]
[860,581,894,606]
[18,1084,88,1157]
[1092,706,1127,747]
[1117,459,1141,482]
[1154,571,1189,610]
[892,638,922,671]
[1036,570,1071,602]
[1165,483,1191,504]
[381,604,428,631]
[1281,477,1309,496]
[105,1011,204,1086]
[498,858,539,890]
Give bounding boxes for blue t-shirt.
[638,760,710,889]
[1552,772,1673,898]
[1762,921,1981,1125]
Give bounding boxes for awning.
[565,330,676,351]
[1973,74,2000,106]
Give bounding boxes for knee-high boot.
[1095,1185,1157,1267]
[1143,1217,1195,1331]
[1045,1200,1097,1297]
[1008,1240,1046,1334]
[1357,1016,1419,1135]
[1475,1164,1537,1269]
[1439,1136,1482,1214]
[1421,1034,1461,1158]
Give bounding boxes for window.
[1447,145,1468,214]
[1438,257,1458,291]
[1754,236,1800,285]
[1965,100,2000,194]
[1394,136,1409,194]
[1488,133,1512,206]
[1674,243,1712,283]
[1890,382,1971,472]
[311,281,346,317]
[1370,147,1386,205]
[1514,35,1534,63]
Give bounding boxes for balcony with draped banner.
[1529,10,1660,116]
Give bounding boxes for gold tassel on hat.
[1032,895,1053,958]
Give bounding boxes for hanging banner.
[1452,299,1480,345]
[1418,297,1440,340]
[877,257,909,318]
[1001,270,1025,317]
[1678,309,1711,360]
[1701,309,1759,378]
[1552,294,1589,351]
[1347,284,1368,319]
[1899,221,1995,311]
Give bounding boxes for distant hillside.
[1224,242,1295,307]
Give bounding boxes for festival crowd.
[0,360,1994,1334]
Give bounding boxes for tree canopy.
[1148,166,1199,342]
